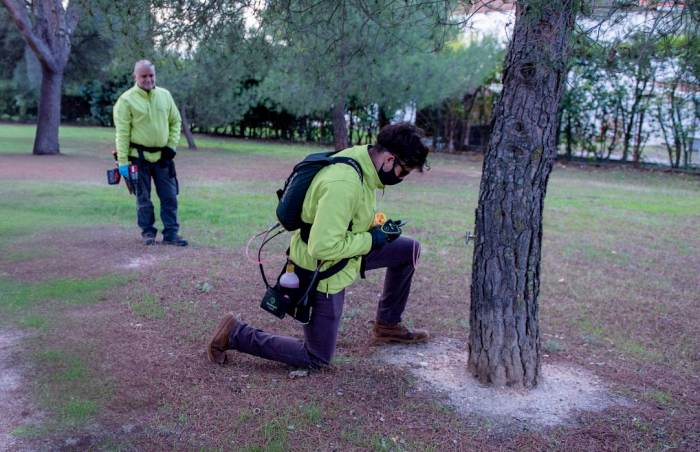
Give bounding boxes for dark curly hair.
[375,123,429,172]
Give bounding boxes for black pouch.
[161,146,176,161]
[259,263,319,324]
[260,285,294,319]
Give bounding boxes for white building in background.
[463,1,698,164]
[463,0,515,44]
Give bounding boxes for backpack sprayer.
[249,150,409,323]
[106,151,138,195]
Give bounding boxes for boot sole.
[371,335,430,345]
[162,242,188,246]
[207,313,236,364]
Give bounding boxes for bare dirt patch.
[375,338,626,430]
[0,153,110,184]
[0,329,43,451]
[119,255,160,270]
[0,226,199,282]
[175,151,295,182]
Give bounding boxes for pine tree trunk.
[33,67,62,155]
[468,1,576,389]
[332,98,349,151]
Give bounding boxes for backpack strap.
[316,257,351,281]
[329,156,363,183]
[292,257,353,293]
[299,157,363,243]
[295,156,363,283]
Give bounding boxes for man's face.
[382,154,413,179]
[134,65,156,91]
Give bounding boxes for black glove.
[381,219,404,242]
[370,226,388,250]
[162,146,176,161]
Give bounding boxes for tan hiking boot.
[372,321,429,345]
[207,313,237,365]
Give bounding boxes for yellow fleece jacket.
[113,85,181,165]
[290,145,385,294]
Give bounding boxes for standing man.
[114,59,187,246]
[208,123,429,369]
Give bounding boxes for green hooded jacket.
[289,145,385,294]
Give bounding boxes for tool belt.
[128,142,176,163]
[128,142,178,194]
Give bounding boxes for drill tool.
[109,150,138,195]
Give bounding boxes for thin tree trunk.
[446,114,456,152]
[468,0,576,389]
[622,76,649,162]
[606,108,620,159]
[378,106,390,128]
[565,113,572,160]
[598,107,608,159]
[555,102,562,154]
[33,67,62,155]
[180,107,197,150]
[332,98,348,151]
[633,107,646,165]
[463,87,479,120]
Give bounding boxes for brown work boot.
[372,321,429,345]
[207,313,237,365]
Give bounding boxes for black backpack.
[276,151,363,241]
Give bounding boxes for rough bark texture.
[2,0,78,155]
[468,1,576,389]
[33,67,63,155]
[332,99,349,151]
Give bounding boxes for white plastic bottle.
[279,263,300,289]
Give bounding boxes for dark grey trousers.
[229,236,421,368]
[135,160,179,239]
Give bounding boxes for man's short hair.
[133,59,155,74]
[376,123,429,171]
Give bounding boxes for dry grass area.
[0,128,699,451]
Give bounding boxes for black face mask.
[378,160,403,186]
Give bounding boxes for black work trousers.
[135,159,179,239]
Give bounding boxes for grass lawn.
[1,123,699,450]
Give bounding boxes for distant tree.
[559,1,696,165]
[0,7,25,118]
[560,38,625,161]
[160,21,272,149]
[404,38,502,151]
[2,0,80,154]
[0,7,24,80]
[259,0,456,150]
[654,33,699,168]
[468,0,576,388]
[611,34,657,164]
